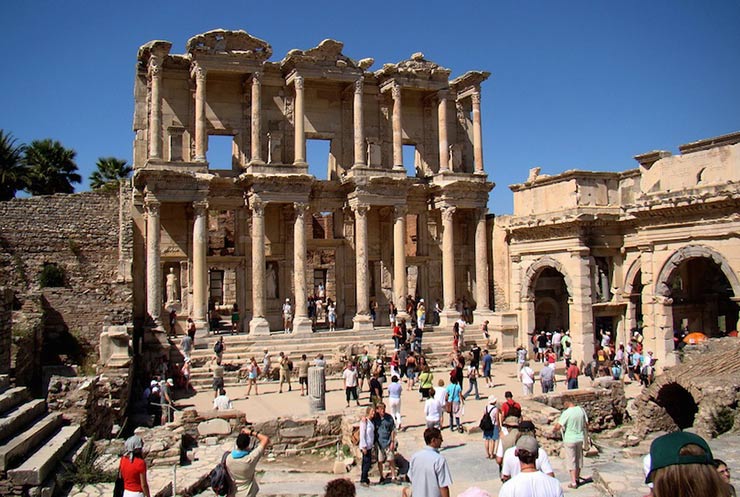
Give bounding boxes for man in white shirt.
[551,330,562,359]
[342,361,360,407]
[213,388,233,410]
[519,361,535,396]
[456,316,467,347]
[499,436,563,497]
[282,298,293,333]
[358,407,375,487]
[406,427,453,497]
[500,422,555,481]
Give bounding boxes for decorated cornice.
[280,39,372,74]
[185,29,272,61]
[375,52,451,84]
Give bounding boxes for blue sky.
[1,0,738,214]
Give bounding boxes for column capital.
[190,62,207,82]
[354,78,364,95]
[294,202,310,218]
[437,89,449,101]
[471,91,481,105]
[193,200,209,215]
[148,54,163,78]
[391,82,402,100]
[351,203,370,218]
[393,205,408,220]
[251,71,263,85]
[440,205,456,222]
[144,197,161,215]
[294,75,305,90]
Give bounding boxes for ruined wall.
[0,288,12,373]
[0,187,133,357]
[532,381,627,432]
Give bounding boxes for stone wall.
[0,185,133,365]
[0,287,11,373]
[531,381,627,432]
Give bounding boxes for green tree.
[24,139,81,195]
[89,157,132,191]
[0,130,28,201]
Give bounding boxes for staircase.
[178,325,468,391]
[0,374,82,496]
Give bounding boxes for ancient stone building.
[491,132,740,369]
[132,29,494,339]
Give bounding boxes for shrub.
[38,263,66,287]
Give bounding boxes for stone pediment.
[186,30,272,61]
[375,52,451,82]
[281,39,370,74]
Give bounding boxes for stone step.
[0,413,64,471]
[8,424,82,486]
[0,386,32,415]
[0,399,47,443]
[0,375,10,393]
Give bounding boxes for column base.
[248,158,265,166]
[293,316,314,335]
[395,311,411,324]
[438,309,460,330]
[352,314,374,332]
[249,317,271,335]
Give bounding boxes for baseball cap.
[516,435,539,454]
[645,432,714,483]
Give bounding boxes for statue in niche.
[266,262,278,299]
[366,139,382,167]
[165,267,179,304]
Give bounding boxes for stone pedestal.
[293,316,313,335]
[99,326,132,368]
[352,314,374,332]
[250,317,271,335]
[438,309,459,330]
[308,366,326,412]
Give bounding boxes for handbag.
[444,401,452,413]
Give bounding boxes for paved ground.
[70,355,740,497]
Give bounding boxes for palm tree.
[24,139,81,195]
[89,157,132,191]
[0,130,28,200]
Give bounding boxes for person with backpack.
[481,396,501,460]
[214,336,225,362]
[500,391,522,421]
[224,427,270,497]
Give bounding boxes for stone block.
[197,418,231,437]
[280,423,316,439]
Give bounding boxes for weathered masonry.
[132,30,494,338]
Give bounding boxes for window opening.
[207,135,235,170]
[403,144,418,177]
[307,139,331,180]
[209,270,224,306]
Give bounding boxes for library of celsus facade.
[131,30,493,337]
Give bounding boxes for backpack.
[479,407,494,432]
[507,401,522,419]
[209,451,233,496]
[214,341,223,354]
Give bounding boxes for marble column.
[391,83,404,171]
[568,248,595,365]
[148,55,163,159]
[393,206,410,322]
[293,202,313,334]
[472,91,485,174]
[439,205,458,328]
[192,63,207,162]
[192,201,208,325]
[145,198,162,327]
[250,71,264,164]
[474,208,491,322]
[250,199,270,334]
[352,204,373,331]
[353,79,366,167]
[293,75,306,165]
[437,90,449,172]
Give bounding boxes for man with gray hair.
[553,399,588,489]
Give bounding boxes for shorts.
[483,425,500,440]
[564,442,584,470]
[375,445,395,463]
[212,377,224,391]
[299,376,308,386]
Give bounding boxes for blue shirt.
[445,383,462,402]
[374,413,395,448]
[482,353,493,373]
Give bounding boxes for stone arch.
[623,257,642,296]
[655,244,740,298]
[655,382,699,430]
[523,256,573,300]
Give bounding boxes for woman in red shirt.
[119,435,150,497]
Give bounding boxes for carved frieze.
[186,30,272,60]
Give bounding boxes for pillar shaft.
[251,201,266,318]
[393,206,408,312]
[353,79,365,166]
[391,84,404,170]
[569,249,595,364]
[192,64,207,161]
[441,206,456,310]
[474,208,490,309]
[148,56,163,159]
[472,92,484,174]
[145,199,161,324]
[192,201,208,322]
[438,91,449,172]
[354,205,370,314]
[293,76,306,165]
[294,203,309,318]
[250,72,263,163]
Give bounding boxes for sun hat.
[488,395,497,404]
[515,435,539,454]
[166,378,174,386]
[645,431,714,483]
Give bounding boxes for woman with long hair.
[119,435,150,497]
